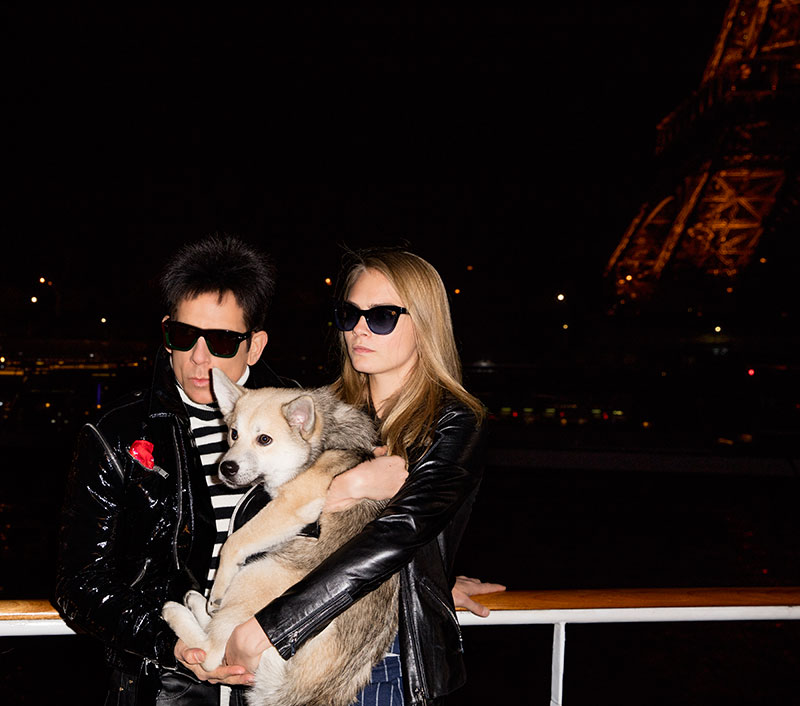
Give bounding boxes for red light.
[747,368,755,376]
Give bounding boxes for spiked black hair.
[159,233,276,331]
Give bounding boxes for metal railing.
[3,588,800,706]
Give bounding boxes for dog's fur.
[162,368,400,706]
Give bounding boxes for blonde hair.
[331,248,485,461]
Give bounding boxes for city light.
[556,293,565,301]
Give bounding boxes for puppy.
[162,368,400,706]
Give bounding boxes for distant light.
[466,265,474,271]
[759,257,767,264]
[714,325,722,333]
[324,278,332,286]
[39,277,46,283]
[562,323,569,330]
[100,317,107,324]
[748,368,755,376]
[556,293,565,302]
[454,288,461,294]
[30,296,38,303]
[625,274,633,281]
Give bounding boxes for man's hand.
[324,447,408,512]
[224,617,273,675]
[174,639,254,686]
[452,575,507,617]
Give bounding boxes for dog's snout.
[219,460,239,478]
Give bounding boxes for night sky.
[2,2,732,365]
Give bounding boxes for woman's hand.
[452,575,507,617]
[324,447,408,512]
[173,639,254,686]
[224,617,273,675]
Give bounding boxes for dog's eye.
[230,428,238,441]
[257,434,272,446]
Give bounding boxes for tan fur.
[162,369,400,706]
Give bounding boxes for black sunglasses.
[162,320,252,358]
[332,302,410,335]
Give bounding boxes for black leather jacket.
[56,347,486,706]
[255,400,487,706]
[54,348,291,683]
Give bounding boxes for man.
[55,235,290,704]
[55,234,501,706]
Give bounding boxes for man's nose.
[190,335,213,362]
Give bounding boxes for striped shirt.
[176,369,251,596]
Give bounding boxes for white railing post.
[550,621,567,706]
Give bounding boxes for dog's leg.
[184,589,212,629]
[209,450,353,610]
[202,558,301,671]
[161,601,210,651]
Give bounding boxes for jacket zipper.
[283,592,352,656]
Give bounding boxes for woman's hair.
[331,248,485,460]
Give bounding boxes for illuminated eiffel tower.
[604,0,800,314]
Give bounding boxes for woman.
[187,248,496,704]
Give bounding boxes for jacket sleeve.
[255,403,486,658]
[53,423,179,667]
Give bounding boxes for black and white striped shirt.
[177,371,250,596]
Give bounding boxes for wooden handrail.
[460,586,800,611]
[3,587,800,622]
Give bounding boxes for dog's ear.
[211,368,245,416]
[283,395,316,439]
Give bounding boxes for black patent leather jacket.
[255,400,487,706]
[54,349,291,681]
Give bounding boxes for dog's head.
[211,368,321,494]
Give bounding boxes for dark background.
[4,3,800,704]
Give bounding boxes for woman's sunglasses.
[161,320,252,358]
[332,302,410,335]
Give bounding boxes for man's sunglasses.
[161,320,252,358]
[332,302,410,335]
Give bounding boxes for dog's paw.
[183,590,210,620]
[207,595,223,615]
[161,601,184,626]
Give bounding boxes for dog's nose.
[219,460,239,478]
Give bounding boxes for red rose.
[129,439,155,469]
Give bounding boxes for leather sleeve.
[255,402,486,659]
[54,421,180,667]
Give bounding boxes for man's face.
[164,291,268,405]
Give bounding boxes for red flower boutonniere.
[129,439,155,469]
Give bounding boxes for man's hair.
[160,234,276,331]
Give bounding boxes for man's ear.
[211,368,246,416]
[161,315,172,352]
[247,330,268,364]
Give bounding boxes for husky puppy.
[162,368,400,706]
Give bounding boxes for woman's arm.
[253,404,486,659]
[323,448,408,512]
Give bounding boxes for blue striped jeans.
[355,633,404,706]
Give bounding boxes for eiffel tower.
[604,0,800,315]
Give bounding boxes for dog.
[162,368,400,706]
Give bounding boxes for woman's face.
[344,268,418,396]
